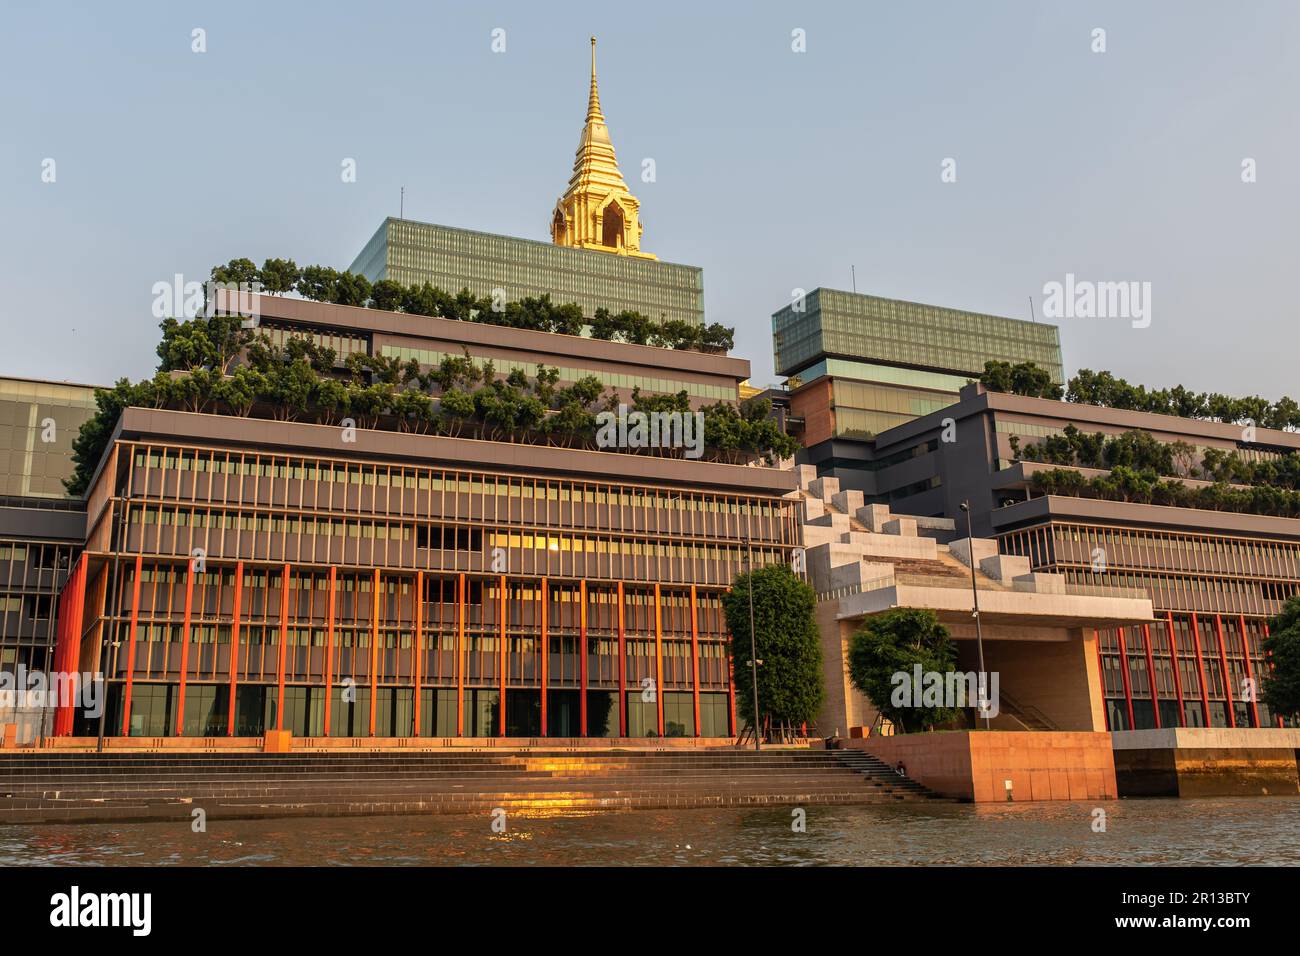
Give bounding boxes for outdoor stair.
[831,749,946,799]
[0,749,952,823]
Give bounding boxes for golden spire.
[551,36,655,259]
[587,36,602,123]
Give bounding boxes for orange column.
[653,583,664,737]
[540,578,549,737]
[579,579,588,737]
[1165,613,1185,726]
[1214,615,1236,728]
[57,560,88,735]
[175,560,195,737]
[1115,628,1135,730]
[277,563,290,732]
[413,571,423,737]
[369,568,380,737]
[1238,614,1261,728]
[227,562,243,736]
[120,554,143,737]
[323,566,336,737]
[616,580,626,737]
[1189,614,1212,726]
[727,658,737,736]
[499,575,507,737]
[456,572,465,737]
[1141,624,1161,729]
[689,586,701,738]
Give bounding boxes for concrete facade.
[795,465,1154,737]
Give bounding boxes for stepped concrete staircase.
[796,467,1043,599]
[0,749,948,824]
[830,748,940,797]
[797,467,1104,733]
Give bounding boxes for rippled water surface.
[5,798,1299,866]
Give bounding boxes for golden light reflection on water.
[3,798,1298,866]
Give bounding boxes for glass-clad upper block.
[772,288,1063,383]
[350,219,704,327]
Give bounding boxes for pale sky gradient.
[2,1,1296,398]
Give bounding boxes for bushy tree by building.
[847,608,961,733]
[979,360,1064,399]
[1262,596,1300,721]
[721,563,823,735]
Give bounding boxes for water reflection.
[3,798,1299,866]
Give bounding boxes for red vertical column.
[175,560,195,737]
[1238,614,1261,728]
[1165,613,1185,727]
[413,570,423,737]
[57,560,87,735]
[323,566,336,737]
[1190,614,1212,726]
[616,580,626,738]
[653,583,664,737]
[456,572,465,737]
[689,586,701,738]
[227,562,243,736]
[277,563,290,733]
[1141,624,1161,729]
[499,575,507,737]
[540,578,549,737]
[121,554,143,737]
[1214,615,1236,728]
[1115,627,1136,730]
[579,579,588,738]
[369,567,380,737]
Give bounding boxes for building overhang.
[833,582,1155,633]
[108,407,797,496]
[991,493,1300,541]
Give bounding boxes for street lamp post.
[960,501,991,730]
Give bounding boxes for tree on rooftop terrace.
[258,258,300,295]
[979,360,1063,400]
[1067,368,1300,431]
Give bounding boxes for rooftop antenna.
[400,186,405,220]
[851,265,857,293]
[1028,294,1037,323]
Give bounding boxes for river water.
[5,798,1299,866]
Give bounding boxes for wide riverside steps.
[0,749,948,823]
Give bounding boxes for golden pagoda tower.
[550,37,655,259]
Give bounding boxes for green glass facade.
[773,288,1063,381]
[350,218,704,327]
[0,378,99,499]
[775,288,1064,445]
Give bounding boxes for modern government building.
[1,40,1296,752]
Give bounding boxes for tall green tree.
[1262,596,1300,721]
[721,563,823,733]
[847,608,961,733]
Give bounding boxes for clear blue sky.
[2,1,1296,397]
